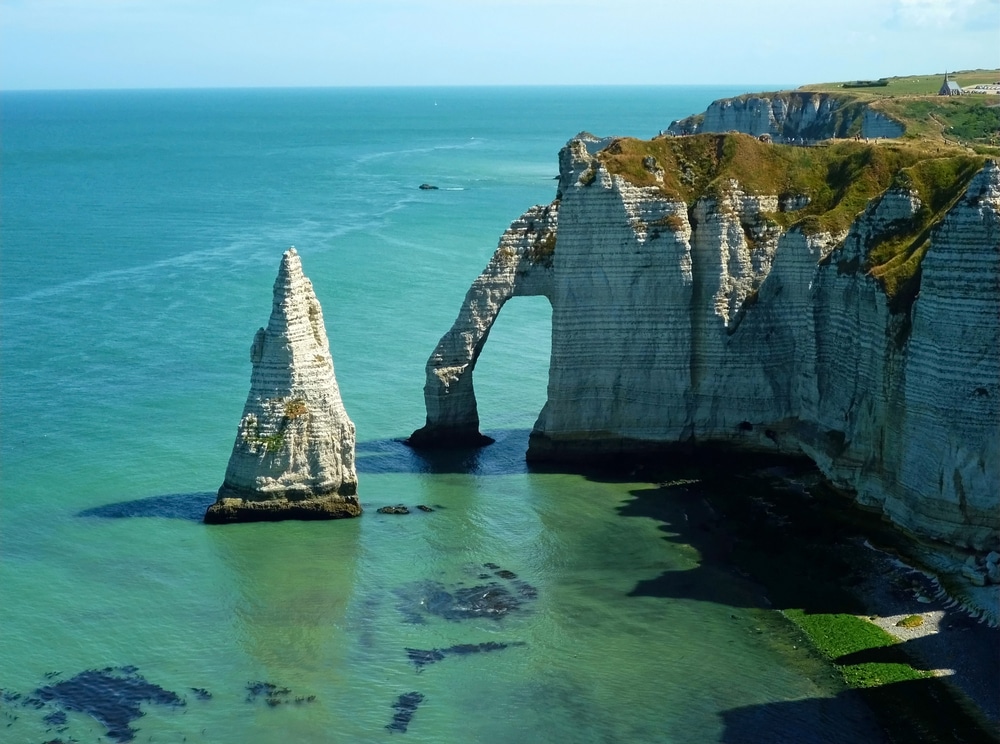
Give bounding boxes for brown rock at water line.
[205,248,360,524]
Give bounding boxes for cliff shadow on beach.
[590,453,1000,744]
[716,675,997,744]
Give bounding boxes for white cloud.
[890,0,1000,28]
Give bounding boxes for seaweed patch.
[393,564,538,623]
[5,669,327,742]
[33,665,185,743]
[42,709,68,727]
[405,641,527,671]
[386,691,424,733]
[246,681,316,707]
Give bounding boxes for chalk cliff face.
[668,92,905,141]
[206,248,360,523]
[413,137,999,553]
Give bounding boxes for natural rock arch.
[408,203,557,447]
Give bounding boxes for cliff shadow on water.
[358,429,532,477]
[78,492,217,521]
[579,448,998,744]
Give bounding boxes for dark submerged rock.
[404,648,446,669]
[42,709,67,726]
[515,580,539,599]
[386,691,425,733]
[34,666,184,743]
[405,641,526,670]
[244,681,317,708]
[375,504,435,514]
[377,505,411,515]
[393,566,537,623]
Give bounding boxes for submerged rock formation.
[667,91,905,141]
[206,248,360,524]
[413,133,999,552]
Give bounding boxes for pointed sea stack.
[205,248,361,524]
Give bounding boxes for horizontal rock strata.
[408,203,557,447]
[206,248,360,524]
[415,135,999,553]
[668,91,904,141]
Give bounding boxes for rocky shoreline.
[849,539,999,728]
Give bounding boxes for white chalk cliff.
[413,137,999,554]
[206,248,360,523]
[408,203,557,446]
[668,92,905,141]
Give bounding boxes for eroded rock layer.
[414,135,999,552]
[206,248,360,523]
[667,91,905,141]
[408,203,557,447]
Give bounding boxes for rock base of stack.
[205,489,362,524]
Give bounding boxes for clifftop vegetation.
[589,70,995,310]
[595,134,985,304]
[669,70,1000,152]
[801,69,1000,150]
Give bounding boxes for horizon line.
[5,67,998,94]
[0,82,799,94]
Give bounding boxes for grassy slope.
[800,69,1000,148]
[801,69,1000,96]
[595,134,984,306]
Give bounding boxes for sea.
[0,87,888,743]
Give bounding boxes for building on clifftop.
[939,72,963,96]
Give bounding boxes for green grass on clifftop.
[801,69,1000,149]
[868,156,984,308]
[597,135,985,304]
[801,69,1000,97]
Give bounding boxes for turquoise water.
[1,87,884,743]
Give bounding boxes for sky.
[1,0,997,90]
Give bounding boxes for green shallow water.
[1,441,872,743]
[0,87,884,743]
